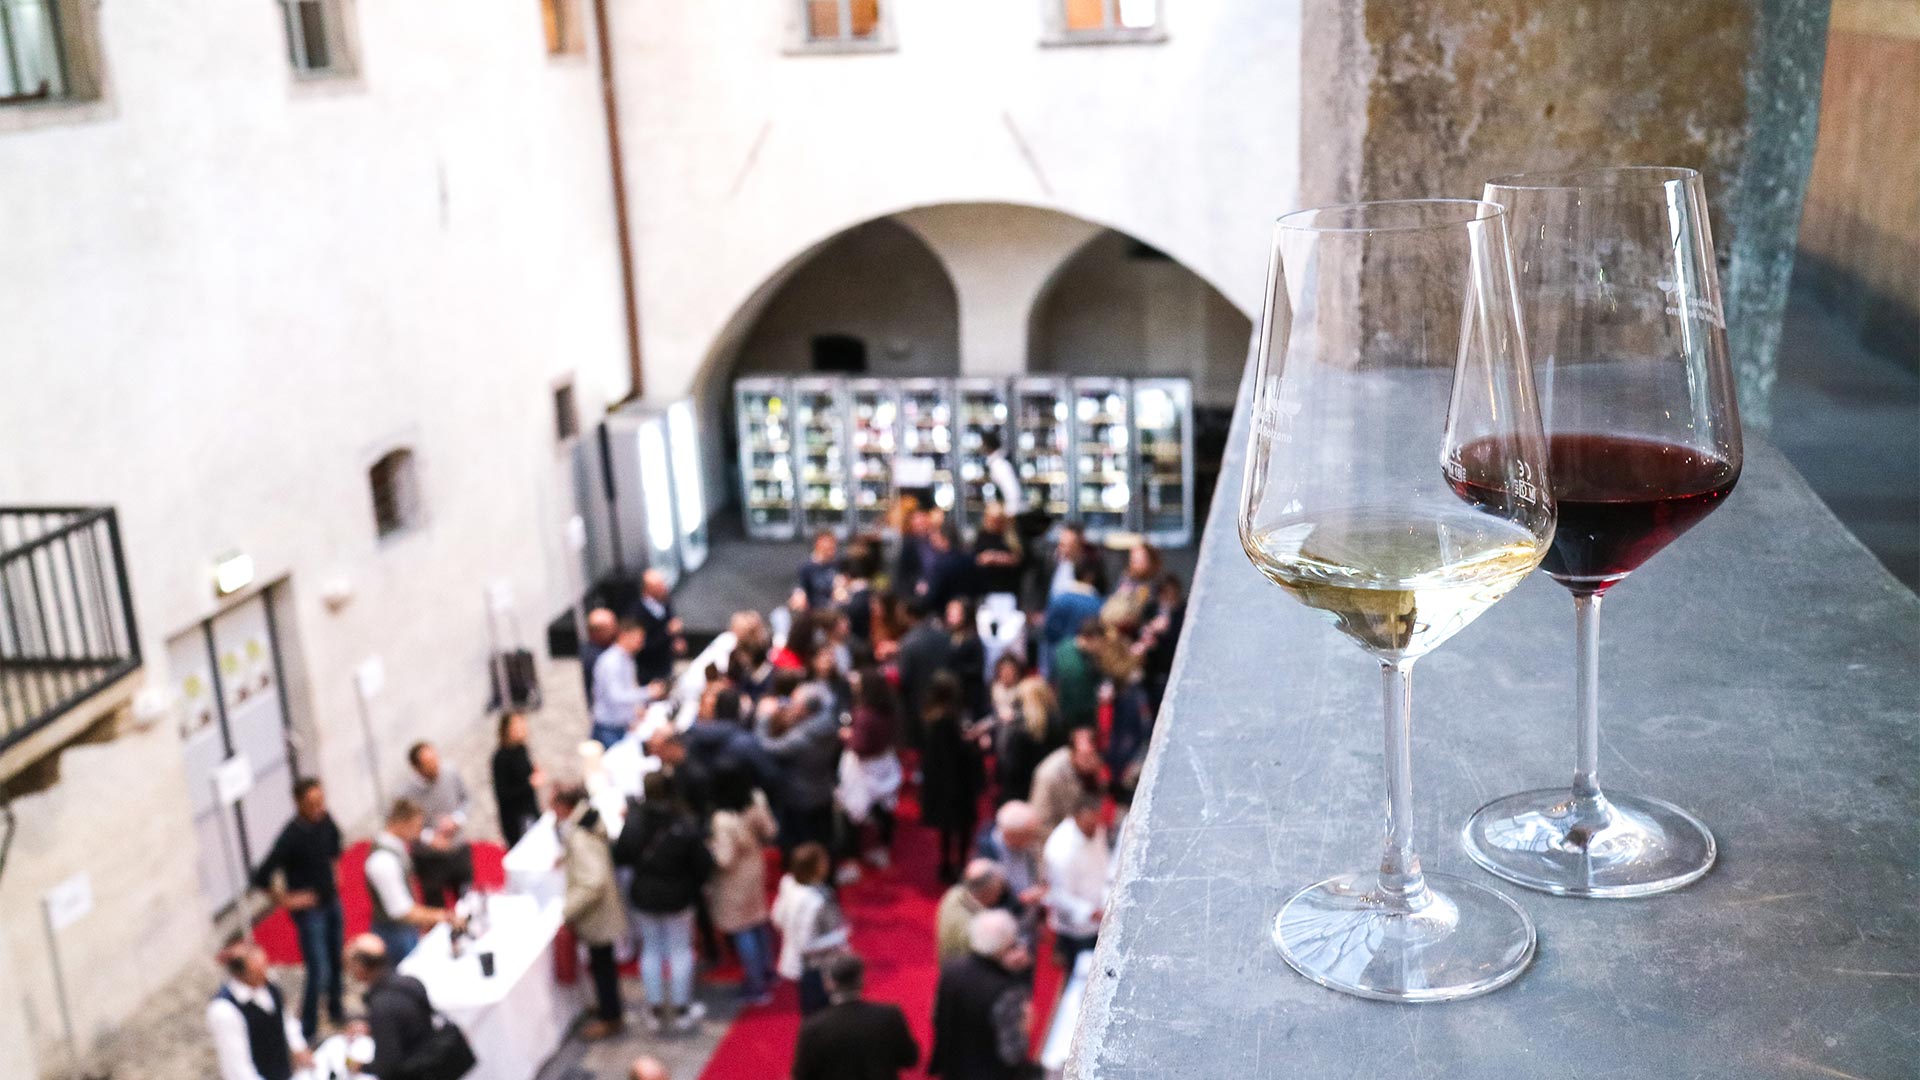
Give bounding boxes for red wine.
[1450,434,1737,595]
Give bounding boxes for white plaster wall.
[733,219,960,375]
[1031,230,1252,407]
[895,203,1105,376]
[616,0,1304,399]
[0,1,627,1064]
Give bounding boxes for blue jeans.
[635,909,695,1009]
[291,899,346,1038]
[731,923,774,998]
[372,921,419,965]
[591,722,628,749]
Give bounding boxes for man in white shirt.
[364,798,460,961]
[207,938,309,1080]
[979,430,1024,516]
[592,618,666,748]
[1042,793,1110,978]
[396,740,473,905]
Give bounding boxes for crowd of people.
[221,494,1186,1080]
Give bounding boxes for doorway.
[166,588,298,915]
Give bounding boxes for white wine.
[1242,505,1546,660]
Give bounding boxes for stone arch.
[685,199,1252,507]
[1027,230,1253,410]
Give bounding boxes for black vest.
[366,835,413,929]
[216,983,293,1080]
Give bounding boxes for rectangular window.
[284,0,353,77]
[801,0,883,44]
[1050,0,1162,43]
[369,449,422,539]
[1,0,74,103]
[553,381,580,442]
[542,0,585,56]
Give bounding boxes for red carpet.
[697,793,1066,1080]
[251,809,1069,1076]
[255,840,507,965]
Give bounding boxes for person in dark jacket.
[346,934,436,1080]
[928,910,1036,1080]
[792,954,920,1080]
[250,778,344,1041]
[1051,617,1105,735]
[631,569,686,683]
[945,597,990,722]
[490,711,543,848]
[893,511,931,599]
[919,526,971,610]
[796,530,840,609]
[1141,573,1186,714]
[613,774,713,1032]
[578,607,618,700]
[920,671,986,883]
[758,684,843,853]
[892,598,953,749]
[684,684,788,810]
[1041,560,1104,679]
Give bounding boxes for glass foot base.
[1272,871,1535,1003]
[1462,789,1716,898]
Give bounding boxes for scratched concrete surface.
[1069,372,1920,1078]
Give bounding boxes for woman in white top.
[769,842,850,1017]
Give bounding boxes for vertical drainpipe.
[592,0,644,403]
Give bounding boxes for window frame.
[552,378,581,444]
[367,448,425,541]
[0,0,107,121]
[282,0,359,81]
[786,0,895,55]
[1041,0,1167,47]
[541,0,587,57]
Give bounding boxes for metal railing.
[0,507,141,751]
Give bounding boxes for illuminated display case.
[848,378,899,535]
[1132,378,1194,546]
[666,401,710,572]
[734,377,796,539]
[898,378,956,515]
[730,375,1193,546]
[954,377,1009,531]
[1012,377,1073,522]
[792,377,850,536]
[1071,377,1133,537]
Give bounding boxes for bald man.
[633,569,685,683]
[345,934,435,1080]
[935,859,1007,962]
[629,1056,671,1080]
[580,607,618,700]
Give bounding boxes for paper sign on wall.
[215,754,254,806]
[355,656,385,699]
[487,580,515,615]
[45,873,93,931]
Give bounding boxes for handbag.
[394,981,477,1080]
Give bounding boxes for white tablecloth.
[398,894,575,1080]
[1041,950,1093,1076]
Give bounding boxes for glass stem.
[1572,592,1605,802]
[1377,659,1430,910]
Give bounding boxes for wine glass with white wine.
[1239,199,1556,1002]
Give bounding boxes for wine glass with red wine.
[1457,166,1743,898]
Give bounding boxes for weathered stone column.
[1300,0,1830,426]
